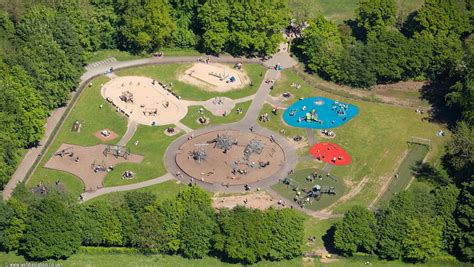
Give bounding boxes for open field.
[103,125,183,187]
[27,76,128,196]
[88,180,186,206]
[115,63,266,101]
[180,101,251,129]
[262,70,448,213]
[375,143,429,207]
[289,0,425,24]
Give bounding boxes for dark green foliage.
[20,193,81,260]
[179,205,216,258]
[445,122,474,180]
[124,191,157,214]
[455,179,474,261]
[333,206,377,255]
[356,0,396,35]
[265,208,305,261]
[79,202,123,246]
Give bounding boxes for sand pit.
[176,130,285,186]
[44,144,144,192]
[179,63,250,92]
[212,191,278,210]
[102,76,188,125]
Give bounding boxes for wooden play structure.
[143,108,158,116]
[119,91,134,103]
[103,144,130,159]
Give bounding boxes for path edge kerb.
[12,57,266,200]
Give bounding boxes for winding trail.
[118,121,138,146]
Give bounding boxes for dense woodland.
[0,0,472,264]
[0,186,304,263]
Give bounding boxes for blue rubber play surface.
[283,97,358,129]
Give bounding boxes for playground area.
[309,142,352,166]
[101,76,188,125]
[179,63,250,92]
[44,144,143,192]
[273,168,347,211]
[212,191,278,210]
[175,130,285,186]
[283,97,359,129]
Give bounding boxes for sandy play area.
[212,191,279,210]
[176,130,285,186]
[179,63,250,92]
[102,76,188,125]
[44,144,144,192]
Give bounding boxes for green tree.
[266,208,305,260]
[455,179,474,262]
[299,15,343,79]
[118,0,176,52]
[198,0,230,54]
[3,198,27,252]
[445,122,474,180]
[412,0,470,38]
[20,193,81,260]
[179,205,216,258]
[356,0,396,35]
[333,206,377,255]
[402,218,443,262]
[80,202,123,246]
[124,191,157,214]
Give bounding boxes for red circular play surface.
[309,142,352,166]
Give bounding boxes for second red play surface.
[309,142,352,166]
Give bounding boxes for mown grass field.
[375,143,429,207]
[115,63,266,101]
[88,180,186,206]
[180,101,251,129]
[263,69,448,213]
[85,48,202,64]
[103,125,183,187]
[289,0,425,24]
[27,76,129,197]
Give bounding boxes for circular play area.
[179,63,250,92]
[283,97,359,129]
[175,130,285,186]
[101,76,188,125]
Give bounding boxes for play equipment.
[208,134,238,152]
[143,108,158,116]
[283,97,359,129]
[100,129,111,137]
[190,146,208,162]
[72,120,82,132]
[91,160,106,172]
[119,91,134,103]
[408,136,432,151]
[55,147,74,157]
[309,142,352,166]
[243,139,263,160]
[122,170,135,180]
[103,144,130,159]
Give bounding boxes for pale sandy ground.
[102,76,188,125]
[179,63,250,92]
[212,191,279,210]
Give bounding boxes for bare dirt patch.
[212,191,278,210]
[44,144,144,192]
[94,129,118,142]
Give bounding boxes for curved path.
[3,48,343,219]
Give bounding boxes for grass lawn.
[103,125,183,187]
[289,0,425,24]
[273,169,348,211]
[262,70,448,214]
[0,250,304,267]
[180,101,251,129]
[375,144,429,207]
[88,180,186,206]
[115,63,266,101]
[304,216,341,253]
[257,103,309,156]
[27,76,128,196]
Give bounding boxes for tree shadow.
[321,224,340,255]
[420,81,460,127]
[411,161,451,186]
